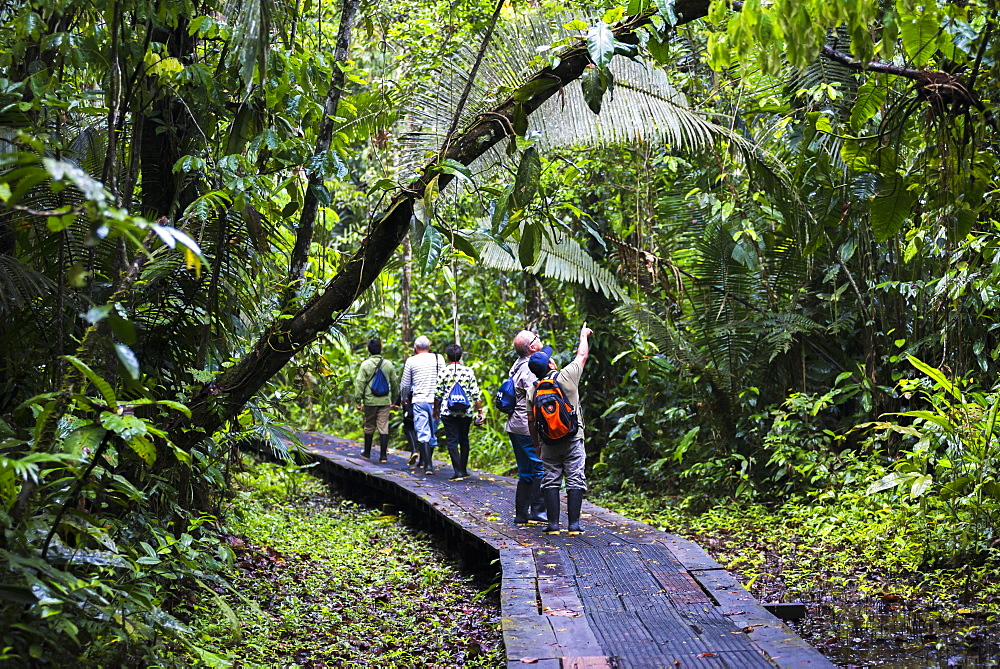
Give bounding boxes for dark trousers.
[441,415,472,475]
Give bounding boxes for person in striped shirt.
[434,343,484,480]
[400,336,445,473]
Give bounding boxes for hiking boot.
[362,433,373,459]
[378,434,389,462]
[566,488,584,535]
[407,450,419,466]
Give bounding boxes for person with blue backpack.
[353,338,399,462]
[497,330,548,525]
[433,343,484,480]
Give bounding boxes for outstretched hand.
[581,322,593,337]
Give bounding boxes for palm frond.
[466,228,624,300]
[397,13,757,181]
[0,255,56,313]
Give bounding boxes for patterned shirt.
[435,362,482,417]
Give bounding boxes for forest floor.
[160,458,504,668]
[592,487,1000,668]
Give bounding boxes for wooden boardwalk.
[299,431,835,669]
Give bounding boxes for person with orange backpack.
[526,323,593,535]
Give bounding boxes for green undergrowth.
[590,485,1000,614]
[160,459,504,667]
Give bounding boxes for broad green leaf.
[907,354,961,400]
[63,425,106,455]
[511,147,541,210]
[64,355,117,408]
[899,9,940,67]
[586,22,615,68]
[101,412,148,440]
[511,78,558,103]
[652,0,677,26]
[865,471,908,495]
[850,78,887,133]
[422,175,439,222]
[115,344,140,380]
[436,159,471,182]
[511,103,528,136]
[490,193,509,234]
[908,473,933,499]
[419,224,445,274]
[870,175,915,243]
[128,399,192,418]
[939,476,972,500]
[581,67,613,115]
[126,434,157,466]
[519,223,541,268]
[108,314,136,345]
[450,232,481,262]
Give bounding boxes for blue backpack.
[369,358,390,397]
[495,375,516,415]
[446,380,471,414]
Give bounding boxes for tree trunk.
[283,0,360,307]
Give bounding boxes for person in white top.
[400,336,445,473]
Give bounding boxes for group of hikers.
[353,324,593,535]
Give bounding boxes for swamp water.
[790,598,1000,667]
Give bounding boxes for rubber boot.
[378,434,389,462]
[459,444,470,478]
[566,489,584,535]
[447,442,463,480]
[543,488,561,535]
[416,442,427,468]
[513,480,532,524]
[422,441,435,474]
[527,478,548,524]
[362,433,373,459]
[407,431,419,466]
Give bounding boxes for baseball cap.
[528,346,553,378]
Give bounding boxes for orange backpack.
[532,372,579,444]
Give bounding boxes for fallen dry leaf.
[519,658,538,664]
[544,608,582,618]
[698,652,719,658]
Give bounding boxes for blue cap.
[528,346,553,378]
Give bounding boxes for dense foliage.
[1,0,999,663]
[162,458,503,667]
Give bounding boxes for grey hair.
[414,335,431,350]
[512,330,534,357]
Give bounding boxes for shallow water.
[790,599,1000,667]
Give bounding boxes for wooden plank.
[545,615,603,655]
[502,577,540,618]
[561,656,616,669]
[692,568,836,668]
[502,613,559,658]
